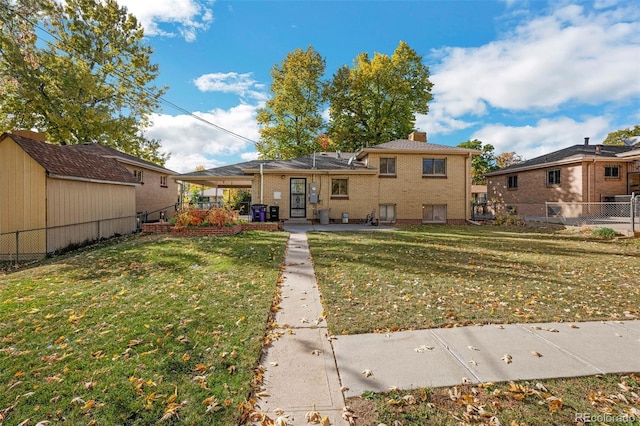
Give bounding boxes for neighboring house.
[200,188,225,208]
[68,143,179,221]
[0,131,139,257]
[485,138,640,217]
[175,132,479,224]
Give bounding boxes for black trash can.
[251,204,267,222]
[269,205,280,222]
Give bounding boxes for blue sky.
[115,0,640,173]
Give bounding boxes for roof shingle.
[2,133,139,185]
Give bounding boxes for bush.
[174,207,239,228]
[591,227,618,239]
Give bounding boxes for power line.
[0,2,259,146]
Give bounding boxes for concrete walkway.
[255,224,640,425]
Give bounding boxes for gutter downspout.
[260,163,264,204]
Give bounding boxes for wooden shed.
[0,132,139,259]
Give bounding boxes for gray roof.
[486,144,636,176]
[177,152,363,178]
[361,139,480,154]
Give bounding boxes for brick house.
[175,132,480,224]
[485,138,640,218]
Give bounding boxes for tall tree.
[496,151,524,169]
[457,139,498,185]
[256,46,326,160]
[326,41,433,152]
[0,0,167,163]
[602,125,640,146]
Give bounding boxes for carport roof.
[174,152,371,187]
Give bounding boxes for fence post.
[632,193,637,234]
[15,230,19,265]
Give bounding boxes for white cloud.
[144,103,260,173]
[471,115,612,160]
[115,0,214,42]
[193,72,268,101]
[428,2,640,132]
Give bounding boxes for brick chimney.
[12,130,46,142]
[408,131,427,142]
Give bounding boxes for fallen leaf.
[501,354,512,364]
[362,369,373,377]
[530,351,543,357]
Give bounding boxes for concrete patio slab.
[333,329,472,398]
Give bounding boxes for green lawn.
[309,225,640,335]
[0,232,288,425]
[308,225,640,425]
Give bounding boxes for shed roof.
[1,133,139,185]
[68,143,176,174]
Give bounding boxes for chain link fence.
[0,228,47,268]
[1,216,137,270]
[546,195,639,233]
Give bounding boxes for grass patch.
[348,374,640,425]
[308,225,640,334]
[0,231,288,425]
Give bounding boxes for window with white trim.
[160,175,168,187]
[133,169,144,183]
[508,175,518,189]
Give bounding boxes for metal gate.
[290,178,306,218]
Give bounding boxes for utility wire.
[0,2,259,146]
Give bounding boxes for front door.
[290,178,306,218]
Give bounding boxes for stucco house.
[175,132,480,224]
[486,138,640,217]
[0,131,139,258]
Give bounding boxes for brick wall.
[253,152,473,223]
[122,164,179,219]
[488,160,633,217]
[142,222,279,235]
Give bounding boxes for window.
[160,175,168,187]
[331,178,348,198]
[604,165,620,178]
[379,157,396,176]
[423,204,447,223]
[379,204,396,222]
[547,169,560,186]
[133,169,144,183]
[508,175,518,189]
[423,158,446,176]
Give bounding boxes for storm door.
[290,178,307,218]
